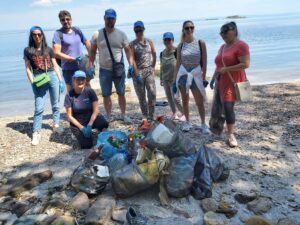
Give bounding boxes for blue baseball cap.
[30,26,42,32]
[73,70,86,78]
[134,21,144,28]
[104,8,117,19]
[163,32,174,40]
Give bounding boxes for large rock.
[0,212,18,225]
[277,218,300,225]
[201,198,218,212]
[51,215,75,225]
[234,193,258,204]
[85,195,116,225]
[70,192,90,213]
[203,211,229,225]
[11,200,31,217]
[245,216,273,225]
[247,197,272,215]
[111,207,127,223]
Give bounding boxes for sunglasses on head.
[32,33,42,37]
[220,26,235,35]
[184,26,194,31]
[60,17,71,22]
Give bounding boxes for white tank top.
[181,39,201,70]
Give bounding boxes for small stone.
[277,218,300,225]
[4,214,18,225]
[151,217,193,225]
[245,216,273,225]
[14,214,48,225]
[70,192,90,213]
[11,200,31,217]
[247,197,272,215]
[111,207,127,223]
[85,195,116,225]
[0,212,12,221]
[51,215,75,225]
[203,211,229,225]
[234,193,258,204]
[201,198,218,212]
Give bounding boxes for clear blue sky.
[0,0,299,30]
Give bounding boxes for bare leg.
[179,86,190,121]
[103,96,112,117]
[118,95,126,115]
[227,123,235,135]
[191,88,205,124]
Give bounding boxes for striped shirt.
[181,39,201,71]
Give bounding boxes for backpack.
[159,49,177,61]
[55,27,84,67]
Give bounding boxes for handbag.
[103,29,125,79]
[33,58,50,87]
[221,46,252,102]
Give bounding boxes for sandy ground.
[0,82,300,224]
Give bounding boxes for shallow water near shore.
[1,13,300,116]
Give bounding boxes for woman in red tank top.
[211,22,250,147]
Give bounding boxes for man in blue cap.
[89,8,133,123]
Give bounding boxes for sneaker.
[105,114,113,123]
[126,207,149,225]
[182,121,193,132]
[228,134,238,147]
[121,114,132,124]
[31,131,41,146]
[53,124,64,134]
[200,123,211,134]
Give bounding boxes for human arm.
[89,43,98,68]
[84,40,91,56]
[218,55,250,74]
[149,40,156,68]
[53,43,76,62]
[65,107,84,129]
[200,40,207,80]
[159,52,163,86]
[25,60,34,84]
[129,43,139,77]
[88,101,99,126]
[173,44,181,82]
[51,57,62,81]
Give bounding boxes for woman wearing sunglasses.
[130,21,157,120]
[174,20,210,133]
[24,26,65,146]
[160,32,185,121]
[211,22,250,147]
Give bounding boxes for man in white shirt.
[89,9,133,123]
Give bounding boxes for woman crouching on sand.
[64,70,109,149]
[210,22,250,147]
[173,20,210,133]
[24,26,65,146]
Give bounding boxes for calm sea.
[1,13,300,116]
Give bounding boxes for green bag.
[33,59,50,87]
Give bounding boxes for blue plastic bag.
[96,130,128,160]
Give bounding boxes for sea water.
[1,13,300,116]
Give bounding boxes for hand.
[59,80,65,93]
[136,75,142,84]
[80,126,92,138]
[210,79,215,90]
[218,67,227,75]
[87,67,95,78]
[75,56,82,62]
[128,65,134,75]
[203,80,209,88]
[31,83,38,96]
[172,82,177,94]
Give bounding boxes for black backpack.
[55,27,84,67]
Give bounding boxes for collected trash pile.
[71,117,230,204]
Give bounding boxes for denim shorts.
[99,68,125,97]
[62,70,76,85]
[178,75,198,90]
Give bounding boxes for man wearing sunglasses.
[53,10,91,92]
[89,9,133,123]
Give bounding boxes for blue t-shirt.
[64,88,98,125]
[53,27,87,70]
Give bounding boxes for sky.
[0,0,299,30]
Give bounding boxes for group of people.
[24,8,250,148]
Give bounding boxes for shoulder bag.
[103,28,125,79]
[33,58,50,87]
[221,45,252,102]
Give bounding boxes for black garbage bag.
[111,162,152,198]
[191,146,230,200]
[145,120,196,158]
[165,154,197,198]
[209,85,226,135]
[71,161,110,195]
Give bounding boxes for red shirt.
[215,40,250,102]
